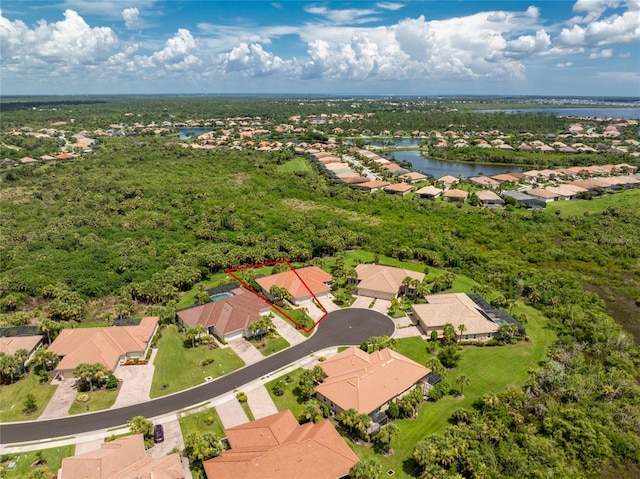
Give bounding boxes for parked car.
[154,424,164,443]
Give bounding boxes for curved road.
[1,309,393,444]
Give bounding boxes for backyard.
[150,325,245,398]
[2,445,74,479]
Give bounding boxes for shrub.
[201,358,215,366]
[236,392,247,403]
[77,393,90,403]
[23,393,37,414]
[105,374,119,389]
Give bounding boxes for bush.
[105,374,119,389]
[77,393,90,403]
[428,382,448,401]
[438,345,461,368]
[486,339,503,347]
[236,392,247,403]
[201,358,215,366]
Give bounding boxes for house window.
[473,335,476,339]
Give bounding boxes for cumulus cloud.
[569,0,621,23]
[221,42,293,76]
[556,62,574,67]
[0,9,118,73]
[557,6,640,48]
[149,28,201,70]
[122,7,140,29]
[589,48,613,58]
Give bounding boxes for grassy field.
[349,303,555,478]
[3,445,75,479]
[249,335,290,356]
[265,368,306,419]
[150,326,245,398]
[546,189,640,216]
[68,389,119,415]
[277,157,313,173]
[179,406,226,439]
[0,372,57,422]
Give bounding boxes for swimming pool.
[210,292,233,302]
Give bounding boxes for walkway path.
[271,312,306,346]
[227,338,264,366]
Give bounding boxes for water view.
[179,128,211,139]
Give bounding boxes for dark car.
[153,424,164,443]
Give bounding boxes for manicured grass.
[265,368,306,419]
[240,400,255,421]
[277,157,312,173]
[249,335,290,356]
[546,189,640,216]
[0,371,57,422]
[150,326,245,398]
[179,406,226,439]
[273,308,313,336]
[68,389,119,415]
[348,304,555,478]
[3,445,74,479]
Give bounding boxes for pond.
[179,128,211,140]
[386,149,523,178]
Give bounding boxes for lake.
[476,107,640,120]
[179,128,211,139]
[369,139,523,177]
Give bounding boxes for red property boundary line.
[226,260,329,334]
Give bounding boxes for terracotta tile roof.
[353,180,391,190]
[438,175,459,184]
[384,183,413,193]
[316,346,431,414]
[203,411,358,479]
[400,171,429,182]
[60,434,184,479]
[545,184,587,197]
[442,188,469,199]
[526,188,560,199]
[355,264,424,297]
[475,190,503,202]
[469,176,500,188]
[415,185,443,197]
[49,317,158,372]
[177,288,270,335]
[412,293,499,336]
[491,173,520,183]
[0,335,42,355]
[255,266,332,301]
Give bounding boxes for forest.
[1,97,639,478]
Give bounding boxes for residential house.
[437,175,459,189]
[442,189,469,202]
[59,434,185,479]
[384,183,414,196]
[315,346,431,424]
[400,171,429,183]
[475,190,505,208]
[48,317,158,379]
[545,184,588,200]
[525,188,560,202]
[491,173,522,184]
[203,410,358,479]
[177,288,270,342]
[469,176,500,189]
[19,156,38,165]
[352,180,391,192]
[502,191,546,209]
[255,266,333,305]
[354,264,424,300]
[412,293,500,342]
[414,185,443,199]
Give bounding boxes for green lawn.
[249,335,290,356]
[0,371,57,422]
[546,189,640,216]
[265,368,306,419]
[240,400,255,421]
[68,389,119,415]
[273,308,313,336]
[350,303,555,478]
[179,406,226,439]
[277,157,312,173]
[3,445,74,479]
[150,326,245,398]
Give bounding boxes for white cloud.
[122,7,140,29]
[0,9,119,74]
[377,2,405,11]
[144,29,201,71]
[221,42,293,76]
[62,0,157,19]
[526,6,540,18]
[304,6,380,25]
[556,62,574,67]
[557,5,640,48]
[589,48,613,58]
[569,0,621,23]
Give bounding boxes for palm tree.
[14,348,29,375]
[33,347,58,372]
[456,374,470,396]
[443,323,457,345]
[401,276,413,296]
[457,323,467,343]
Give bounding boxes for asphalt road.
[1,308,394,444]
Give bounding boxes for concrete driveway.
[246,385,278,419]
[112,349,157,408]
[216,397,249,429]
[38,379,76,420]
[227,339,263,366]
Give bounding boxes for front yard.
[0,371,57,423]
[68,389,119,415]
[150,325,245,398]
[2,444,75,478]
[248,334,290,356]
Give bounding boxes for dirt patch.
[230,172,250,185]
[584,284,640,344]
[0,186,38,204]
[280,199,381,226]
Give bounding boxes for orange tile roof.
[384,183,413,193]
[316,347,431,415]
[203,411,358,479]
[49,317,158,372]
[255,266,332,301]
[0,335,42,355]
[60,434,184,479]
[355,264,424,297]
[177,288,269,334]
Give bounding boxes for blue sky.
[1,0,638,96]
